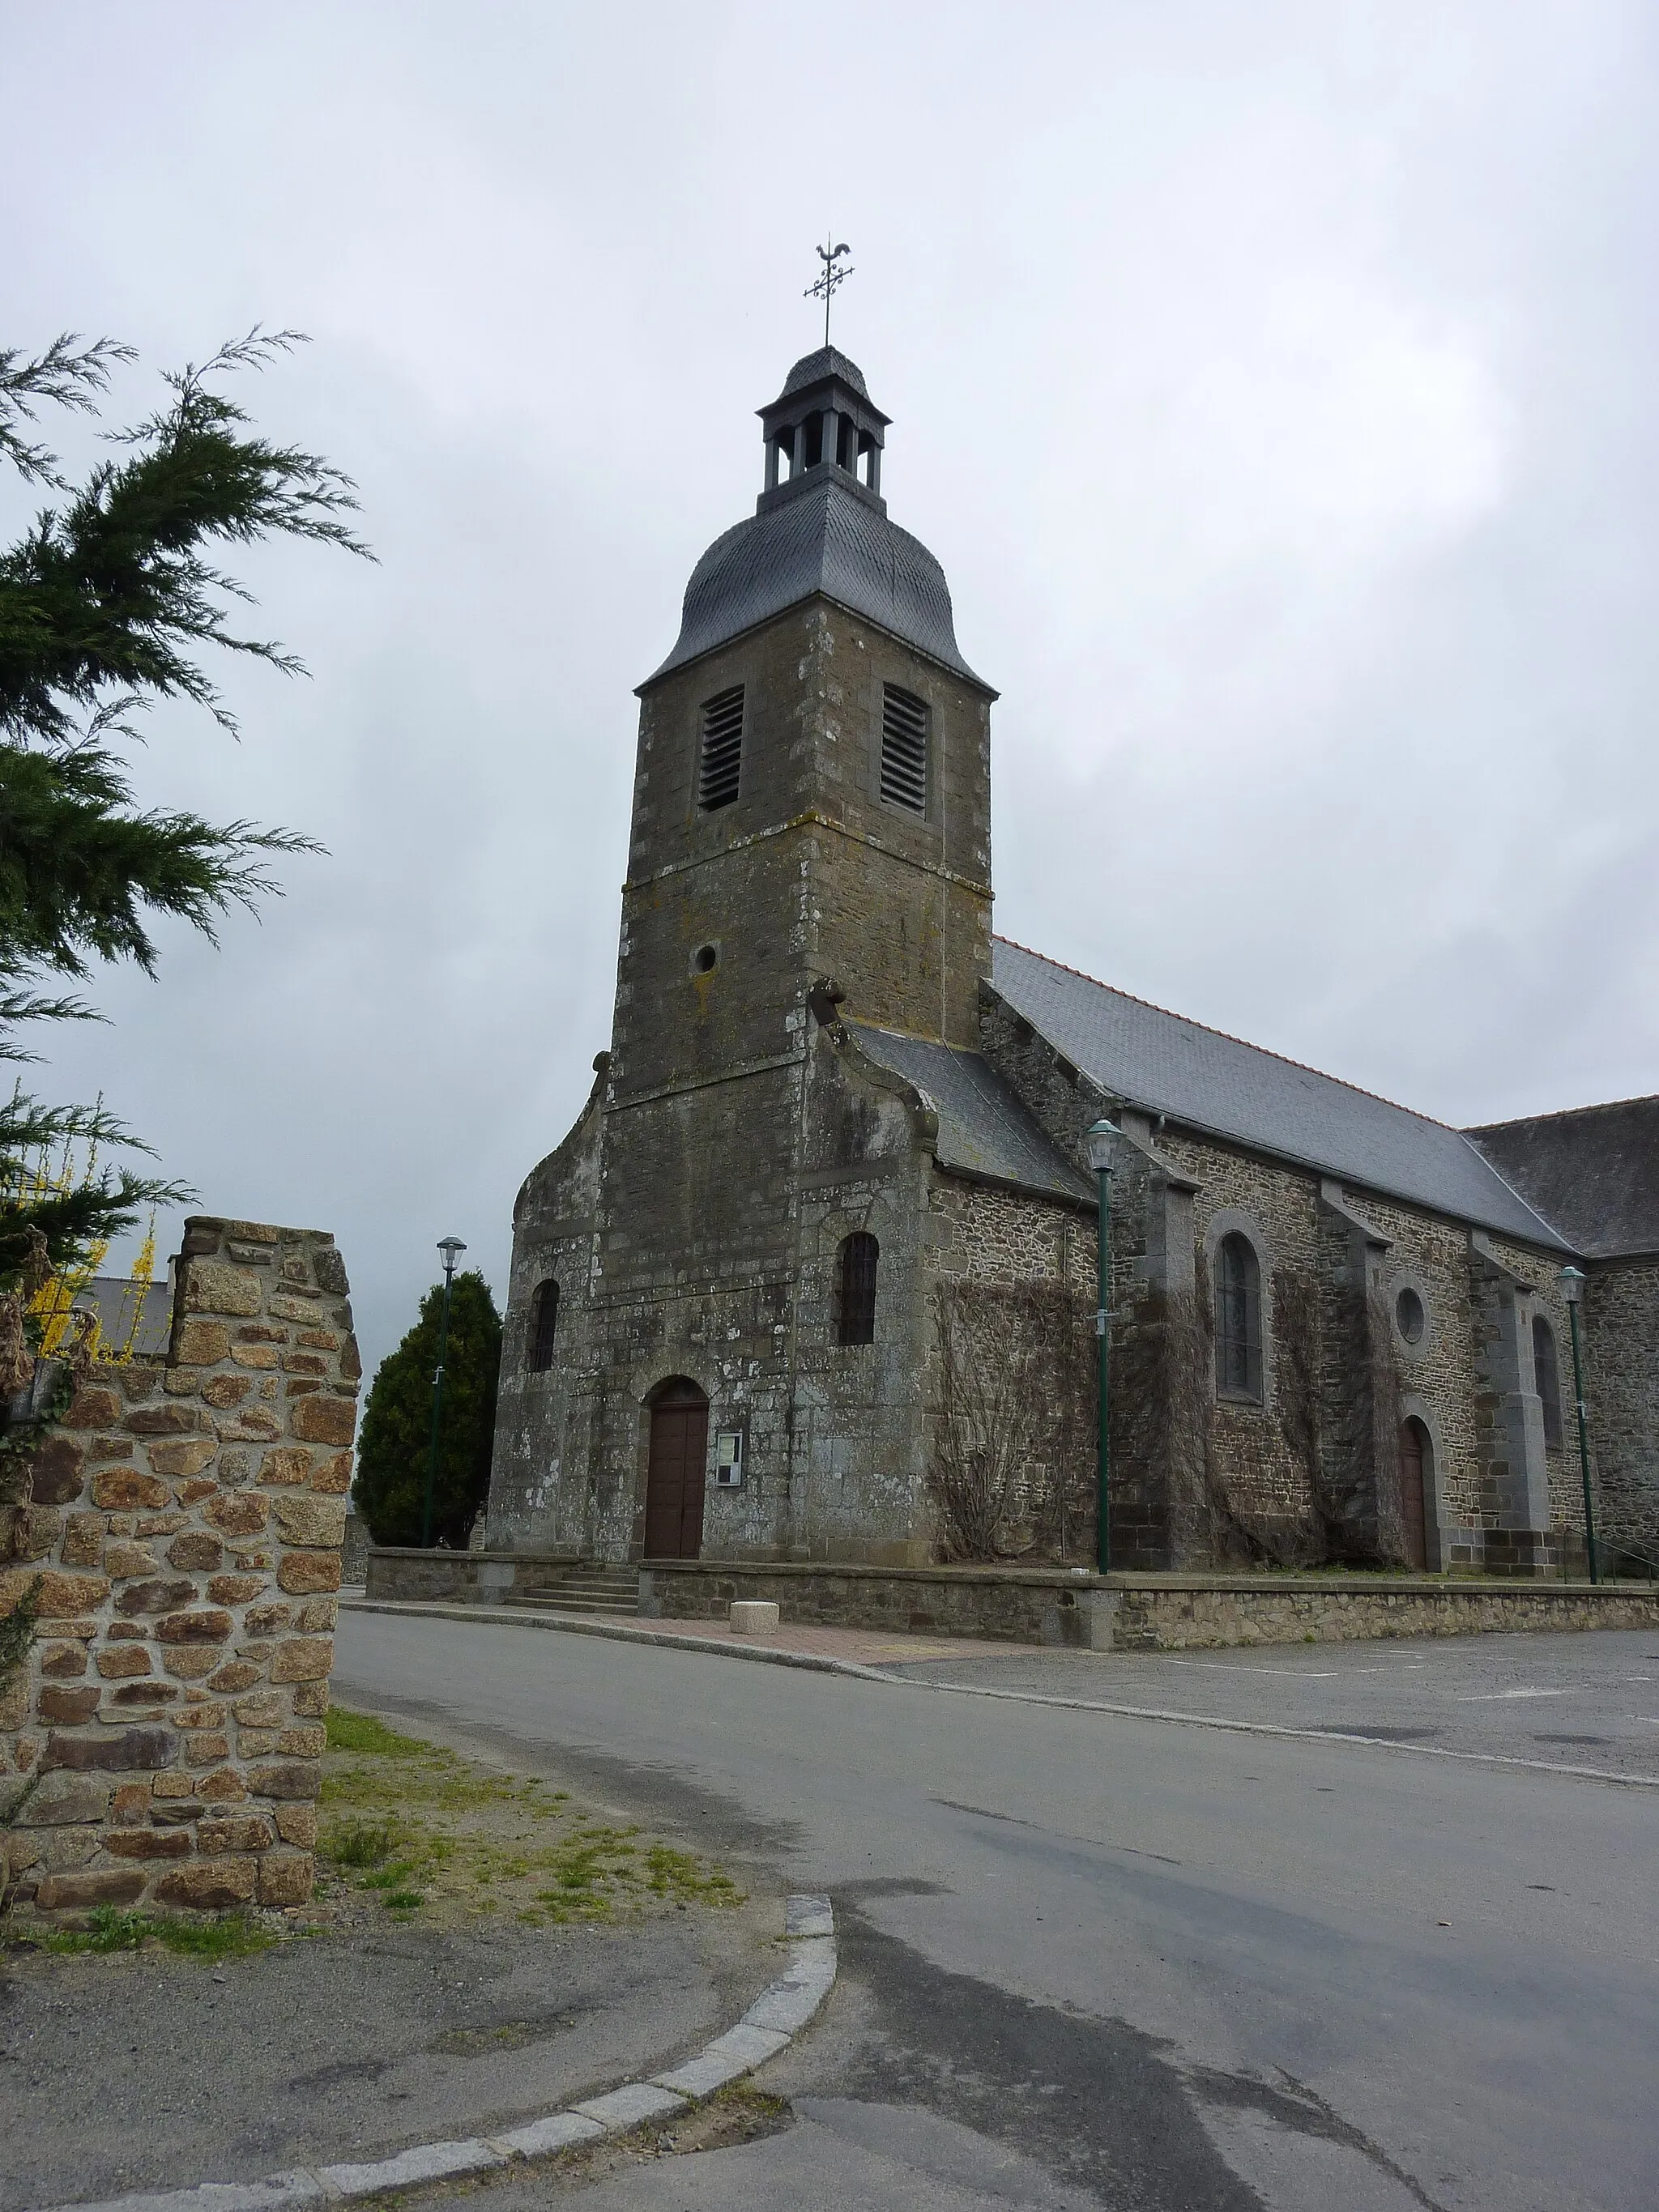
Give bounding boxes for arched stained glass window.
[529,1280,560,1373]
[1533,1314,1563,1449]
[1215,1233,1263,1401]
[837,1233,879,1347]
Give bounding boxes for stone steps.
[504,1571,640,1619]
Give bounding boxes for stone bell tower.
[611,344,997,1106]
[487,347,997,1564]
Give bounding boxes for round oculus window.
[1396,1286,1426,1345]
[691,943,719,974]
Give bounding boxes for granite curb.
[340,1598,1659,1789]
[39,1897,838,2212]
[339,1597,893,1681]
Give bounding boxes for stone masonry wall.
[487,1059,608,1554]
[978,984,1611,1574]
[929,1178,1093,1294]
[1584,1256,1659,1560]
[0,1217,358,1923]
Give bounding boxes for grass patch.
[317,1707,742,1933]
[322,1818,399,1869]
[45,1907,273,1963]
[323,1707,431,1758]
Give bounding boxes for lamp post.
[421,1237,467,1549]
[1085,1120,1121,1577]
[1559,1265,1597,1585]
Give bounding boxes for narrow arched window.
[1215,1234,1263,1400]
[529,1280,560,1373]
[1533,1314,1563,1448]
[837,1233,879,1346]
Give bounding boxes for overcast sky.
[6,1,1657,1381]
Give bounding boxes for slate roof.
[646,472,990,691]
[990,939,1572,1249]
[848,1022,1094,1205]
[1466,1100,1659,1259]
[777,347,872,401]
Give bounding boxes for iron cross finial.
[806,237,853,347]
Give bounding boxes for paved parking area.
[883,1628,1659,1778]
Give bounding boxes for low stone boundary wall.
[362,1548,1659,1651]
[1106,1574,1659,1649]
[638,1560,1115,1647]
[639,1562,1659,1649]
[365,1548,580,1605]
[0,1217,360,1922]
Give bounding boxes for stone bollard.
[728,1600,781,1636]
[0,1217,359,1922]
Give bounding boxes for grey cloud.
[6,0,1655,1379]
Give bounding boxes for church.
[484,347,1658,1580]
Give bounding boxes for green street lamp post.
[421,1236,467,1549]
[1085,1119,1121,1577]
[1559,1265,1597,1585]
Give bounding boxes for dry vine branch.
[930,1281,1094,1562]
[1109,1282,1216,1566]
[931,1285,1041,1560]
[1203,1256,1323,1566]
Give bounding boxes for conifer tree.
[353,1272,502,1549]
[0,328,370,1286]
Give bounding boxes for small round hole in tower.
[692,943,719,974]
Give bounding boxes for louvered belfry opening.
[837,1232,879,1345]
[880,684,928,814]
[697,684,744,811]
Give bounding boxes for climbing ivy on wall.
[930,1252,1410,1573]
[929,1281,1094,1562]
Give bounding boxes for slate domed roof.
[779,345,871,399]
[644,352,991,693]
[647,475,989,690]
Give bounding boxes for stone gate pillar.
[0,1217,360,1920]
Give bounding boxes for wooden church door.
[1400,1418,1429,1571]
[644,1380,709,1559]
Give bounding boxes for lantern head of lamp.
[1558,1264,1585,1306]
[1085,1119,1121,1177]
[437,1236,467,1279]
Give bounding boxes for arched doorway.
[644,1379,709,1560]
[1400,1417,1431,1571]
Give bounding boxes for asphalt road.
[333,1617,1659,2212]
[886,1629,1659,1779]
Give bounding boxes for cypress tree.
[0,328,369,1285]
[353,1272,502,1549]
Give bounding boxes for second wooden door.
[644,1381,709,1560]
